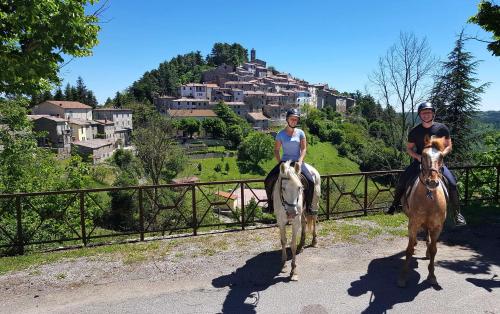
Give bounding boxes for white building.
[31,100,92,121]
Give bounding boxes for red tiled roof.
[215,191,237,200]
[44,100,91,109]
[247,112,269,121]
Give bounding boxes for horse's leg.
[398,222,418,288]
[311,215,318,247]
[290,219,300,281]
[427,227,441,286]
[279,224,288,273]
[425,228,431,259]
[298,213,306,252]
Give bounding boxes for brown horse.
[398,135,448,288]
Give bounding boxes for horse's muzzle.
[425,179,440,189]
[286,207,299,219]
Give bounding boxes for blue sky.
[60,0,499,111]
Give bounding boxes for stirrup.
[454,213,467,227]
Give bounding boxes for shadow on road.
[212,249,289,314]
[348,251,436,314]
[437,218,500,293]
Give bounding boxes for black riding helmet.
[286,109,300,128]
[417,102,435,115]
[286,108,300,119]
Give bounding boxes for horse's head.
[420,135,445,190]
[279,161,303,219]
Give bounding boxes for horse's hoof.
[427,276,438,286]
[397,278,407,288]
[290,274,299,281]
[281,264,288,273]
[311,240,318,248]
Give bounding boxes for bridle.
[419,144,443,199]
[279,176,303,210]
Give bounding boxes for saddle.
[402,174,450,206]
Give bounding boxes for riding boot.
[385,183,405,215]
[449,188,467,227]
[304,185,316,215]
[265,175,277,213]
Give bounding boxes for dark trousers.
[264,161,315,212]
[392,160,458,207]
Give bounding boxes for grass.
[318,213,407,242]
[177,141,360,182]
[0,240,177,276]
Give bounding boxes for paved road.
[2,226,499,314]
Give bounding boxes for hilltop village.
[154,49,355,130]
[24,49,355,164]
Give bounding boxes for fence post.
[139,188,144,241]
[326,177,330,220]
[79,191,87,247]
[192,184,197,236]
[464,168,470,207]
[364,174,368,216]
[15,196,24,255]
[241,182,245,230]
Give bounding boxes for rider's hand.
[417,155,422,162]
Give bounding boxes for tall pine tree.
[431,31,489,164]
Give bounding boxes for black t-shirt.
[408,122,450,155]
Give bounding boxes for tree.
[133,116,187,185]
[431,31,489,164]
[370,32,437,150]
[54,88,64,100]
[0,98,61,193]
[214,164,222,172]
[107,171,139,231]
[202,117,226,138]
[226,124,243,149]
[0,0,101,95]
[469,1,500,56]
[179,118,201,138]
[207,43,248,66]
[237,132,274,168]
[64,83,73,101]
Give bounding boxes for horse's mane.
[424,135,446,152]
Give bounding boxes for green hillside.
[177,142,360,182]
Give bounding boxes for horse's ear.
[294,162,301,174]
[280,162,286,174]
[424,134,431,146]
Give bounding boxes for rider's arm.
[274,140,282,162]
[443,138,452,156]
[298,137,307,165]
[406,142,421,162]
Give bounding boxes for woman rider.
[264,108,316,214]
[385,101,466,226]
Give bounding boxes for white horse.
[273,160,321,281]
